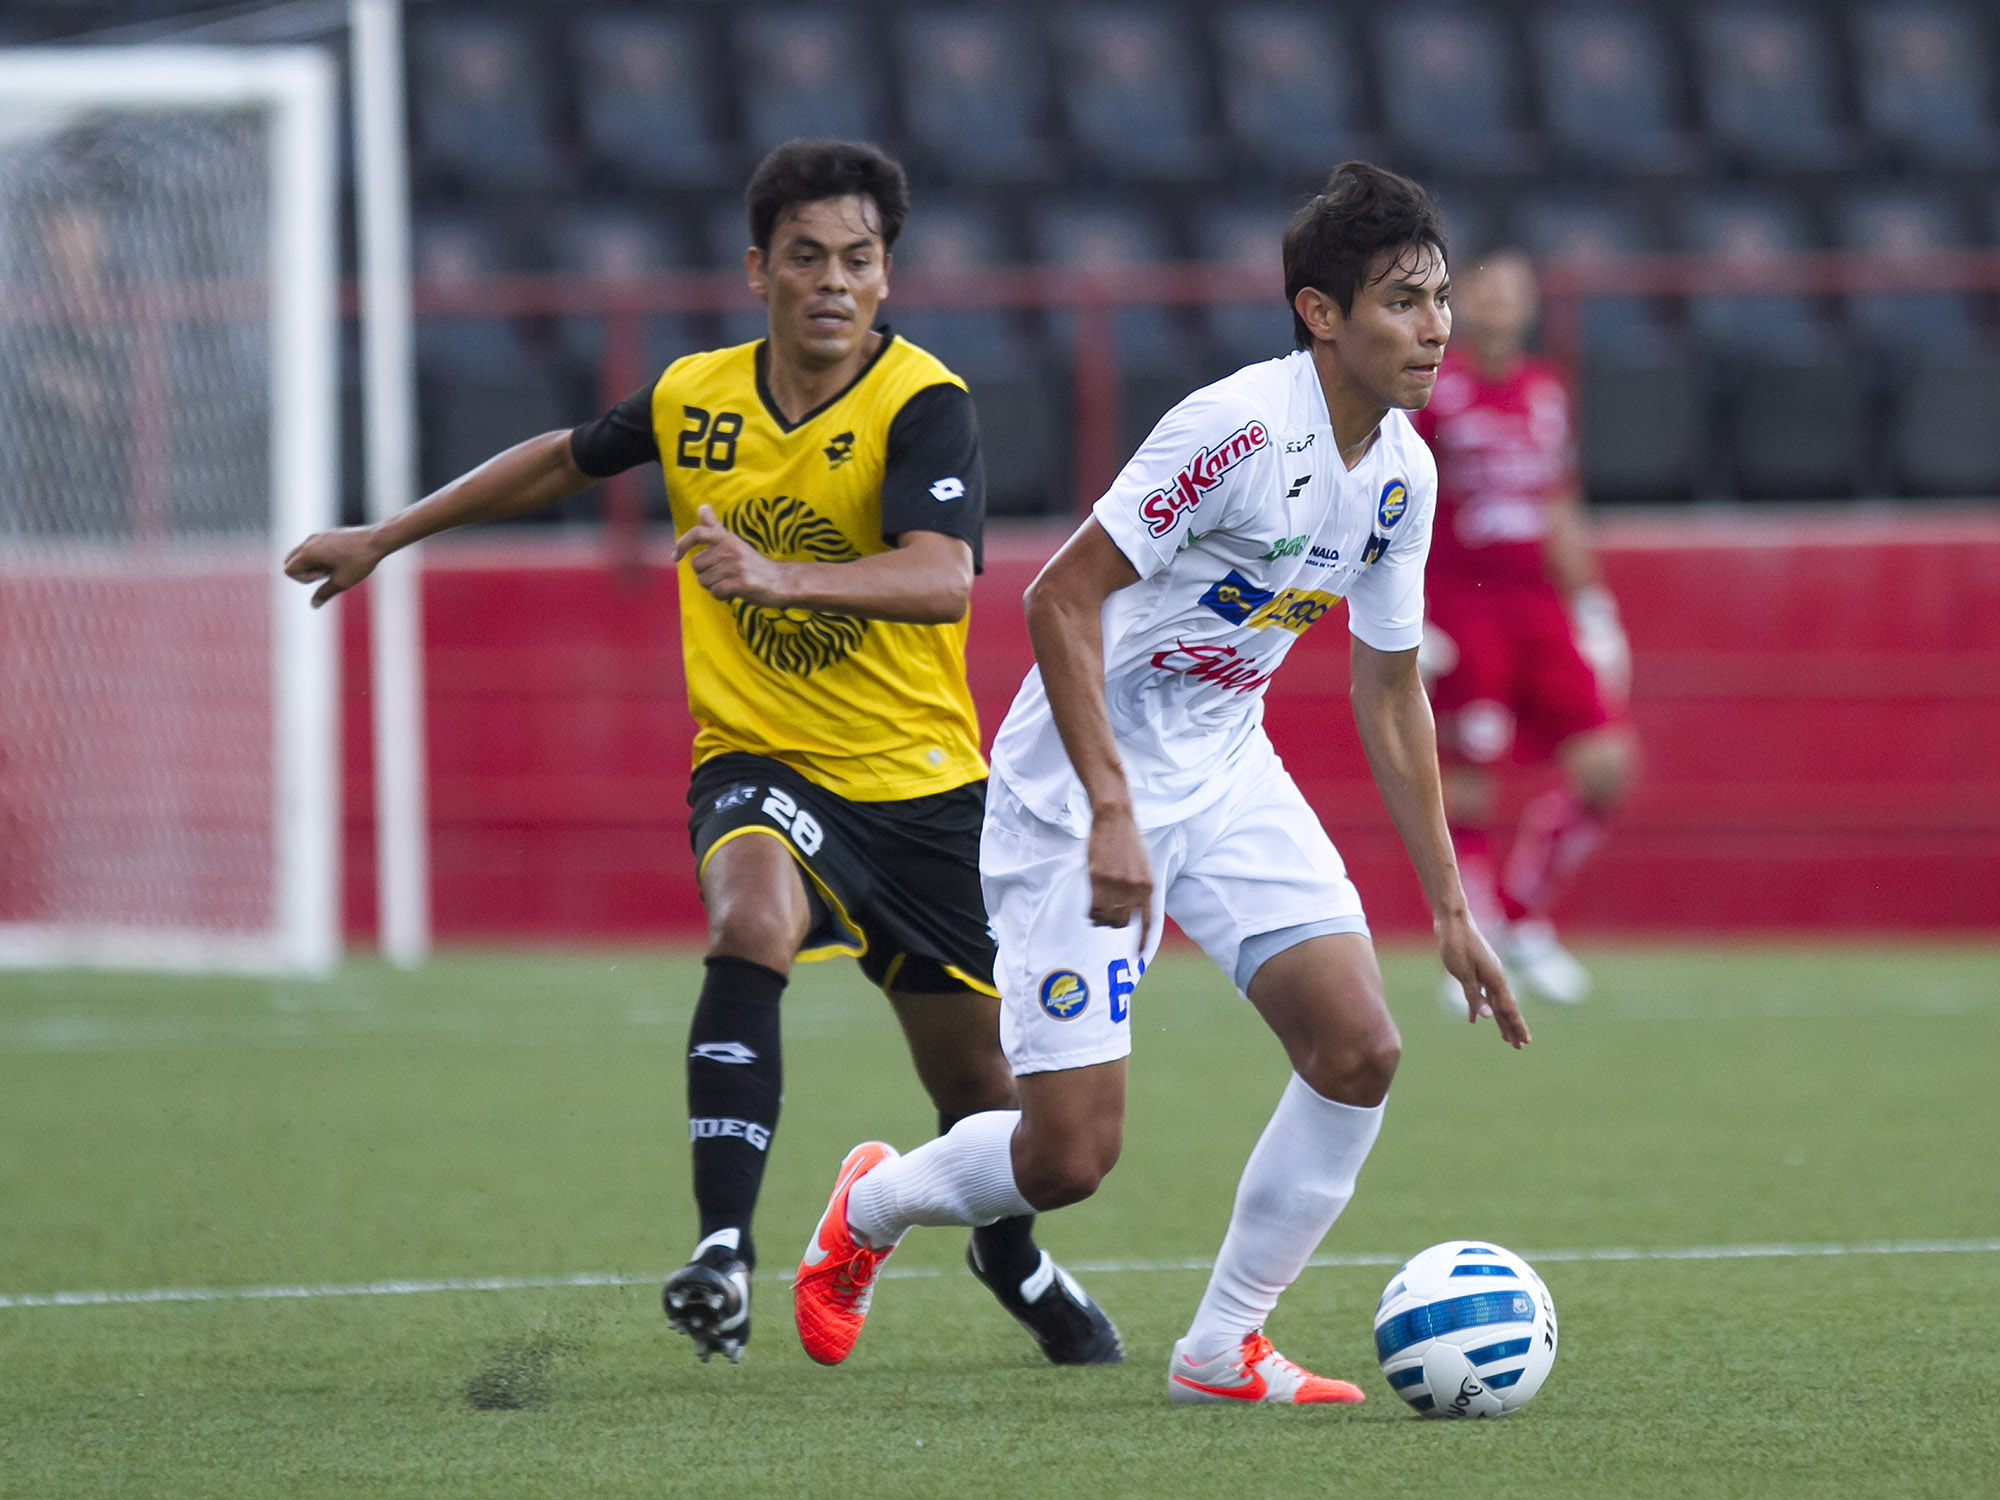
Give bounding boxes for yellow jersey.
[572,330,988,802]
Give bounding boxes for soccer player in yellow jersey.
[283,141,1121,1367]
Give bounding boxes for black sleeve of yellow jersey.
[568,382,659,478]
[881,382,985,572]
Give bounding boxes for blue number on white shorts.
[1108,958,1136,1023]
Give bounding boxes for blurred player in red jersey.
[1412,250,1638,1007]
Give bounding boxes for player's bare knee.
[705,905,801,970]
[1309,1028,1400,1108]
[929,1069,1017,1127]
[1014,1129,1120,1211]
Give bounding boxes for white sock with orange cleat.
[845,1109,1033,1247]
[1181,1074,1385,1364]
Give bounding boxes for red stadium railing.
[10,250,1996,558]
[398,248,2000,563]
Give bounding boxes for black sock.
[942,1108,1043,1291]
[686,957,785,1271]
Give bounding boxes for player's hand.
[1439,911,1530,1048]
[1085,804,1154,945]
[674,504,788,607]
[283,525,387,608]
[1570,585,1630,707]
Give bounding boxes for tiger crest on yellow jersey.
[652,334,985,802]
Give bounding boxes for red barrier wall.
[340,512,2000,942]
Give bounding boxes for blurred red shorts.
[1425,578,1614,767]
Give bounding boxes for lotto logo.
[930,476,965,502]
[1138,421,1268,536]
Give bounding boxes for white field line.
[4,1238,1998,1313]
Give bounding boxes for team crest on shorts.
[1038,969,1090,1020]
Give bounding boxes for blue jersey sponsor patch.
[1198,570,1276,624]
[1038,969,1090,1020]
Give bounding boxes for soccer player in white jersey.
[791,162,1531,1402]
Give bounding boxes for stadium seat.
[1893,354,2000,495]
[1511,196,1700,501]
[412,215,533,373]
[549,207,701,378]
[898,10,1057,183]
[1515,194,1668,357]
[410,15,558,190]
[1051,9,1212,182]
[411,214,571,504]
[1532,5,1691,172]
[1692,6,1851,170]
[735,11,880,156]
[1215,8,1366,181]
[1375,8,1528,172]
[1853,3,1998,168]
[702,202,771,349]
[1192,203,1296,368]
[1726,356,1869,498]
[893,205,1062,516]
[1834,187,1978,354]
[889,204,1032,376]
[1678,193,1824,355]
[1034,199,1197,458]
[1675,194,1863,498]
[1577,358,1704,502]
[573,13,729,189]
[1830,187,1999,495]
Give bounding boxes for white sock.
[845,1110,1033,1247]
[1181,1073,1385,1364]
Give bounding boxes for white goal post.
[0,47,340,975]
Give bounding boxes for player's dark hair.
[745,139,910,256]
[1283,161,1448,348]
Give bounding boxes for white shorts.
[980,752,1370,1076]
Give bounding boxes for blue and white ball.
[1374,1241,1557,1418]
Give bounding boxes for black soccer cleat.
[663,1247,751,1364]
[968,1243,1125,1366]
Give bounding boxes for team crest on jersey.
[1139,421,1269,537]
[1038,970,1090,1021]
[1378,478,1410,530]
[725,495,868,675]
[1198,570,1277,624]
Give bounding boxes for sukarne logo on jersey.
[1139,421,1269,536]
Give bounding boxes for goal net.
[0,49,339,975]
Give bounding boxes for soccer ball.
[1373,1241,1557,1418]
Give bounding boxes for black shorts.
[687,753,997,997]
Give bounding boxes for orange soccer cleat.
[793,1141,899,1365]
[1168,1331,1367,1406]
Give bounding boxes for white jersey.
[990,350,1436,833]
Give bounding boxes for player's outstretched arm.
[283,430,594,608]
[1349,638,1530,1048]
[1023,520,1152,940]
[672,506,973,625]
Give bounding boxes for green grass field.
[2,944,1997,1499]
